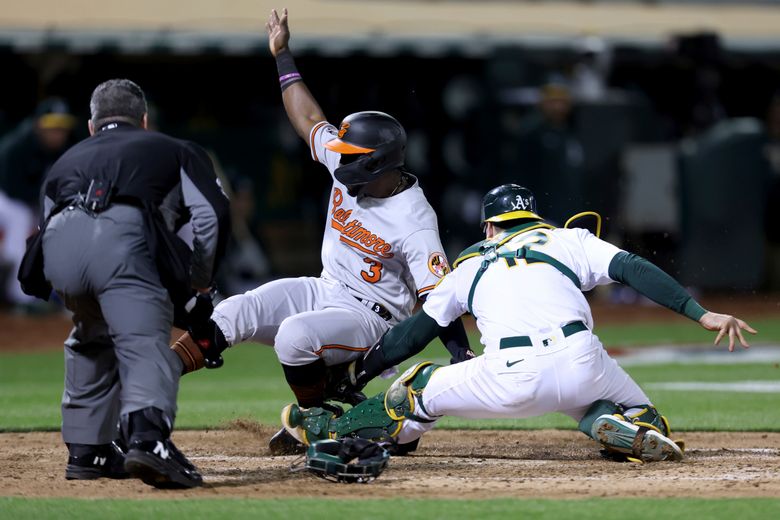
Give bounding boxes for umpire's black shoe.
[124,438,203,489]
[66,441,130,480]
[268,427,306,456]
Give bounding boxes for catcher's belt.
[499,320,588,349]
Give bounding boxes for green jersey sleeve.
[608,251,707,322]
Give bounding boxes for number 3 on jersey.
[361,258,383,283]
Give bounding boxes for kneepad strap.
[631,426,650,460]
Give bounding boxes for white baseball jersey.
[210,121,450,368]
[391,224,651,444]
[423,224,623,352]
[309,121,449,322]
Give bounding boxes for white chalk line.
[192,447,779,464]
[646,380,780,393]
[613,345,780,366]
[205,473,778,484]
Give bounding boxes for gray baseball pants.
[43,204,182,445]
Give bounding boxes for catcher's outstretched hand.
[266,8,290,57]
[699,311,757,352]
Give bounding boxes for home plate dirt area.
[2,426,779,500]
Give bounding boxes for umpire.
[37,79,229,488]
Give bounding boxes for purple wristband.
[276,49,302,92]
[279,72,301,83]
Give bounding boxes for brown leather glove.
[171,331,206,375]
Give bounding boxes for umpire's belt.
[499,321,588,350]
[354,296,393,322]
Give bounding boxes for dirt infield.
[2,426,779,500]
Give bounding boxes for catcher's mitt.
[292,438,390,483]
[171,332,206,375]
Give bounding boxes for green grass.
[2,333,779,431]
[2,317,778,431]
[1,498,779,520]
[595,317,780,346]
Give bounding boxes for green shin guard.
[284,362,443,446]
[338,361,442,441]
[336,392,403,441]
[284,393,403,445]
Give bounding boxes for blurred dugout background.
[0,0,779,311]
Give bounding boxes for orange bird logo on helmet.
[337,122,350,138]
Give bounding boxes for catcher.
[279,183,756,463]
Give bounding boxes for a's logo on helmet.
[337,122,350,139]
[512,195,530,211]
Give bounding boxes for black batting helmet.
[481,184,542,225]
[324,111,406,186]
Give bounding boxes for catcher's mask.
[481,184,542,230]
[325,111,406,187]
[292,438,390,484]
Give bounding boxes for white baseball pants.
[211,276,391,367]
[397,329,651,444]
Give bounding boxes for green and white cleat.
[593,414,684,462]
